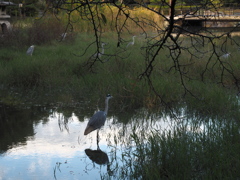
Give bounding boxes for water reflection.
[85,148,115,177]
[0,103,237,179]
[85,148,109,165]
[0,103,126,179]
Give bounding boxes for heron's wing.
[84,111,106,135]
[88,111,106,128]
[126,42,133,48]
[26,47,33,54]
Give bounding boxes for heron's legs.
[97,129,100,149]
[107,164,114,176]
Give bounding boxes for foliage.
[0,17,73,47]
[38,0,240,110]
[0,29,240,114]
[1,5,240,112]
[127,120,240,179]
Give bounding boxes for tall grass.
[0,16,74,48]
[0,31,150,107]
[67,5,163,33]
[110,109,240,179]
[97,105,240,179]
[127,121,240,179]
[0,6,240,112]
[1,31,240,112]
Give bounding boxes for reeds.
[117,112,240,179]
[0,32,240,110]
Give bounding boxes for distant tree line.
[6,0,240,17]
[184,0,239,4]
[150,0,240,5]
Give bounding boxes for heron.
[92,42,107,59]
[126,36,136,48]
[222,52,231,58]
[26,45,35,56]
[61,33,67,41]
[84,94,113,141]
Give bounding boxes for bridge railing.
[174,3,240,17]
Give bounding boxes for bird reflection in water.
[85,148,109,165]
[85,148,113,176]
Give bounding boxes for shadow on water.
[0,101,240,179]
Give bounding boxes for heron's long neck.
[104,98,109,115]
[101,46,104,54]
[132,36,135,43]
[102,44,104,54]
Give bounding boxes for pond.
[0,101,239,179]
[0,102,172,180]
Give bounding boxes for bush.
[0,17,75,48]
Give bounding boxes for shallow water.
[0,103,176,180]
[1,102,235,179]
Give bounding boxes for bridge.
[164,14,240,33]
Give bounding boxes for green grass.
[115,114,240,180]
[1,7,240,180]
[137,128,239,179]
[0,32,240,112]
[0,7,240,112]
[0,32,149,106]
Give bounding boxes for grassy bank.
[0,7,240,180]
[1,30,240,113]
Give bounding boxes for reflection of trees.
[0,104,52,153]
[0,101,116,154]
[53,112,71,132]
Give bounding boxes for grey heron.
[84,94,113,138]
[92,42,107,59]
[26,45,35,56]
[126,36,136,48]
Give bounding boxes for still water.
[0,103,177,180]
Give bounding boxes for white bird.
[222,52,231,58]
[61,33,67,40]
[126,36,136,48]
[84,94,113,138]
[92,42,107,59]
[26,45,35,56]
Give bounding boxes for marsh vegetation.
[1,4,240,179]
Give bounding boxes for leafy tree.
[45,0,240,104]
